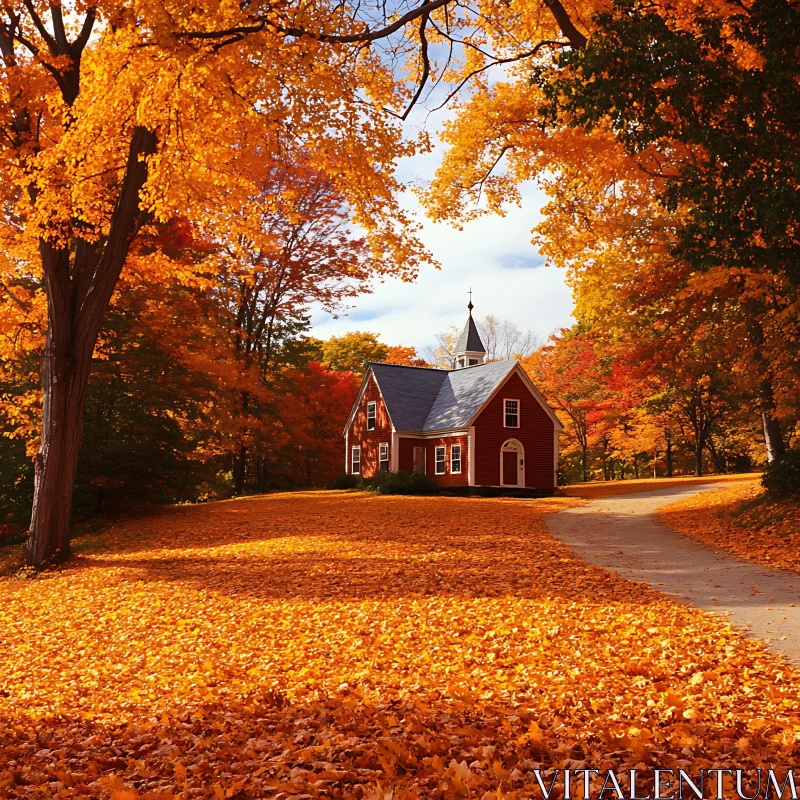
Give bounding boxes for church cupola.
[453,292,486,369]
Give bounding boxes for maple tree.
[314,332,426,375]
[539,0,799,461]
[0,210,367,521]
[543,0,800,286]
[201,160,378,494]
[0,0,443,567]
[315,332,391,376]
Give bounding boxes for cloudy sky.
[308,109,576,354]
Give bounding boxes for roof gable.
[466,362,565,432]
[369,362,449,431]
[424,359,516,430]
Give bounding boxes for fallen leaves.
[1,491,799,798]
[561,474,758,500]
[659,480,800,575]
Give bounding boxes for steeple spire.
[453,290,486,369]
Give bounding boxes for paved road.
[547,483,800,663]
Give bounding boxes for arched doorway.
[500,439,525,487]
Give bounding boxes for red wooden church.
[343,301,563,490]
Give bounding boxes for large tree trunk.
[581,446,588,482]
[26,127,157,568]
[27,323,93,564]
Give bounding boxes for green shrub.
[195,470,236,502]
[329,473,359,490]
[762,450,800,497]
[360,471,439,496]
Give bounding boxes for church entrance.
[500,439,524,486]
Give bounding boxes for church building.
[342,301,563,490]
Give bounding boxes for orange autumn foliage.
[659,480,800,576]
[2,493,799,798]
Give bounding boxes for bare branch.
[400,6,432,120]
[177,0,453,45]
[429,39,568,113]
[475,144,509,205]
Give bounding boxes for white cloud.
[310,104,575,352]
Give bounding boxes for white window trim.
[450,444,462,474]
[434,445,446,475]
[351,446,361,474]
[379,443,389,471]
[366,401,376,431]
[503,398,520,428]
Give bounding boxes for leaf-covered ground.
[659,480,800,576]
[560,473,758,499]
[1,492,799,799]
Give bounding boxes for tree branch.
[430,40,568,113]
[20,0,57,54]
[544,0,587,49]
[73,8,96,54]
[177,0,453,45]
[50,3,68,49]
[0,279,32,312]
[400,5,432,120]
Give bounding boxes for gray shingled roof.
[369,363,448,430]
[455,315,486,354]
[424,359,516,430]
[369,359,516,432]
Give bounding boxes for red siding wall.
[398,435,469,487]
[347,376,393,477]
[473,372,555,489]
[397,437,424,473]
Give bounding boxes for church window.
[451,444,462,474]
[435,446,446,474]
[504,399,520,428]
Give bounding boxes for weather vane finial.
[467,287,474,315]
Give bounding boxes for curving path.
[547,483,800,663]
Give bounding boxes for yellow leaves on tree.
[3,0,447,565]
